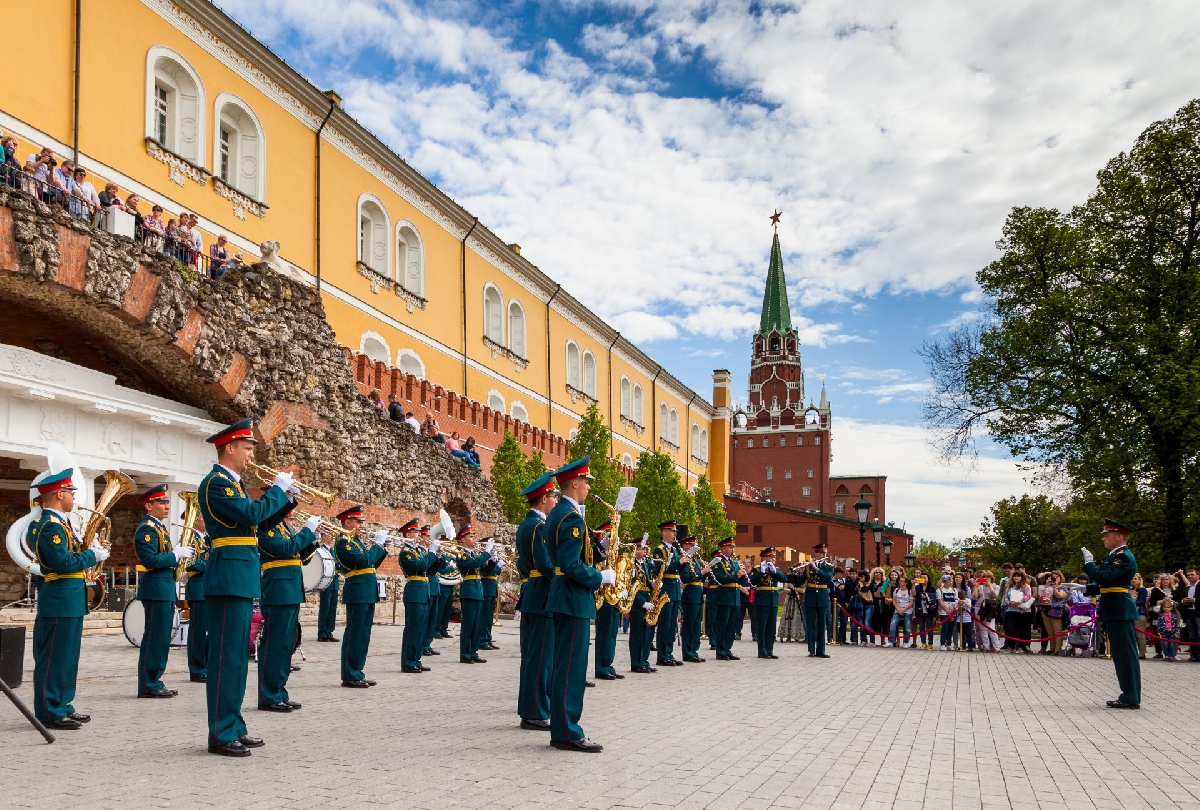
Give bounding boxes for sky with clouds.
[214,0,1200,545]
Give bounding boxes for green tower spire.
[758,230,792,337]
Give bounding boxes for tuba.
[174,491,202,580]
[80,470,136,584]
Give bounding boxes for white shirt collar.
[530,507,546,519]
[217,463,241,483]
[562,495,585,517]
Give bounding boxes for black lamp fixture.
[903,550,916,569]
[854,495,872,568]
[882,536,894,567]
[871,520,883,567]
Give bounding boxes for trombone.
[245,461,337,506]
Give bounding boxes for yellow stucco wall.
[2,0,720,486]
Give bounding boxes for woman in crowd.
[1003,570,1035,653]
[879,568,900,644]
[1131,573,1150,660]
[952,573,975,650]
[936,575,959,650]
[913,573,938,649]
[1039,571,1069,655]
[887,575,915,647]
[861,568,885,647]
[857,571,878,646]
[461,436,481,468]
[973,571,1002,652]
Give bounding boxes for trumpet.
[245,461,337,506]
[291,510,353,540]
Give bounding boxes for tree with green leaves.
[626,450,695,545]
[922,99,1200,570]
[488,431,530,525]
[567,404,624,527]
[910,539,952,561]
[527,448,549,483]
[692,474,735,557]
[968,495,1076,576]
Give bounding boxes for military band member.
[480,543,502,651]
[455,526,490,663]
[436,549,458,639]
[185,516,211,682]
[545,456,613,752]
[422,526,447,657]
[517,473,557,730]
[592,520,623,681]
[197,419,293,757]
[651,520,682,666]
[709,537,742,660]
[678,535,709,662]
[1083,520,1141,709]
[749,546,788,659]
[629,539,658,673]
[397,519,433,673]
[334,505,387,688]
[804,542,834,658]
[134,485,192,698]
[256,508,321,711]
[29,468,109,729]
[316,533,341,642]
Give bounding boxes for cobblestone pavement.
[2,620,1199,810]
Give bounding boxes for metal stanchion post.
[830,598,840,645]
[958,605,965,652]
[1103,630,1112,660]
[700,601,708,641]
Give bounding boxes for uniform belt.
[756,586,779,591]
[406,575,428,582]
[809,584,829,589]
[44,572,85,582]
[528,570,542,578]
[684,582,702,587]
[662,574,679,579]
[261,559,301,571]
[135,565,147,572]
[1099,587,1131,594]
[344,568,376,578]
[719,583,740,588]
[213,536,257,548]
[482,575,498,580]
[463,574,481,581]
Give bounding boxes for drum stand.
[1,574,38,610]
[0,677,54,744]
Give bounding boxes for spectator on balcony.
[25,147,53,184]
[186,213,204,255]
[387,393,405,422]
[461,436,481,468]
[98,182,123,209]
[209,234,229,266]
[165,218,180,240]
[2,138,21,185]
[71,168,99,208]
[404,411,420,434]
[124,194,144,232]
[144,205,166,235]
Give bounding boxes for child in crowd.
[1156,594,1182,661]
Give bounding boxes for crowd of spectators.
[0,133,242,279]
[375,390,481,469]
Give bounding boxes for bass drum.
[85,579,107,612]
[302,545,335,592]
[122,600,181,648]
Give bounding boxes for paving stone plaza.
[3,621,1198,810]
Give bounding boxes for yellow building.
[2,0,728,492]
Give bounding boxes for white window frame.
[766,466,773,481]
[511,401,529,423]
[487,390,505,413]
[620,376,632,418]
[507,300,527,358]
[359,332,391,365]
[484,284,505,345]
[357,193,390,275]
[582,350,597,398]
[396,348,424,378]
[835,501,845,515]
[701,429,708,461]
[659,403,669,440]
[212,92,266,201]
[669,408,679,444]
[632,384,644,424]
[145,46,206,166]
[395,220,424,297]
[803,486,812,497]
[621,453,633,468]
[566,341,581,389]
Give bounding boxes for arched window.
[566,342,581,389]
[859,485,873,494]
[747,439,754,448]
[632,384,644,424]
[582,351,597,398]
[701,429,708,461]
[796,435,803,446]
[484,284,504,344]
[766,466,773,480]
[511,402,528,423]
[146,47,205,166]
[396,349,424,378]
[835,501,845,515]
[569,428,579,441]
[669,409,679,444]
[620,377,631,418]
[621,453,633,468]
[815,435,821,445]
[357,194,389,275]
[779,436,786,447]
[360,332,390,365]
[487,390,505,413]
[507,301,526,358]
[659,403,669,440]
[835,484,850,495]
[808,469,815,478]
[396,222,424,296]
[213,93,265,201]
[692,424,700,452]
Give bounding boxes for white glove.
[90,541,110,563]
[431,539,441,553]
[485,537,495,553]
[620,589,629,599]
[767,562,777,573]
[600,570,617,585]
[373,530,388,547]
[287,485,301,498]
[272,471,295,492]
[496,560,505,571]
[304,515,322,532]
[1081,547,1094,564]
[172,546,195,562]
[641,602,653,611]
[760,561,769,572]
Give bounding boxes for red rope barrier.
[1135,625,1200,645]
[835,603,958,641]
[964,610,1094,643]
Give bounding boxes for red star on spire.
[770,210,782,231]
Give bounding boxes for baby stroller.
[1065,600,1098,657]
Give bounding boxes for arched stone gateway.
[0,187,507,599]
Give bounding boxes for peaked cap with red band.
[591,519,612,533]
[658,520,677,531]
[34,468,77,496]
[336,505,364,523]
[207,418,257,448]
[399,518,419,534]
[1103,519,1132,536]
[553,456,594,483]
[458,524,473,539]
[520,472,557,502]
[139,484,170,505]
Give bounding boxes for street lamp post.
[883,537,893,567]
[854,496,871,569]
[903,551,916,570]
[872,522,883,568]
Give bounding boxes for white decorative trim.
[395,348,425,378]
[358,261,393,295]
[620,415,645,436]
[359,331,391,365]
[483,335,529,371]
[394,284,427,313]
[212,91,267,203]
[510,400,529,422]
[486,389,506,413]
[145,44,206,169]
[566,384,598,407]
[145,138,209,186]
[213,178,266,219]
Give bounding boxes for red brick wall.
[730,427,831,509]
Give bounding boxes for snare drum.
[376,579,387,601]
[302,545,336,592]
[122,600,181,648]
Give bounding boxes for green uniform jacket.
[707,554,742,607]
[1084,546,1139,622]
[198,464,292,599]
[516,510,550,617]
[184,536,210,601]
[652,543,682,601]
[481,557,500,597]
[457,550,490,601]
[680,555,706,605]
[749,565,790,609]
[802,562,834,607]
[631,558,656,611]
[399,545,432,603]
[335,535,387,604]
[257,518,318,606]
[134,516,177,601]
[544,497,602,619]
[31,510,96,618]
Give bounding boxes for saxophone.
[590,495,634,611]
[644,543,672,625]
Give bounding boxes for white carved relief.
[39,407,71,443]
[0,348,66,384]
[156,430,180,463]
[101,418,133,456]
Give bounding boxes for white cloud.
[831,418,1040,546]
